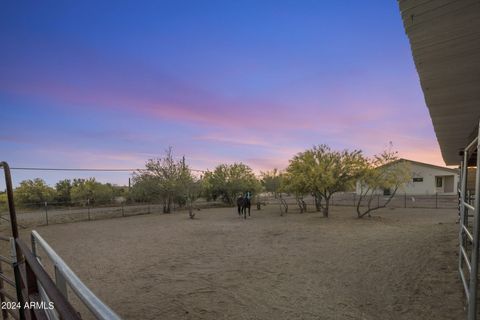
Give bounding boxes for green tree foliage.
[14,178,55,206]
[203,163,260,205]
[261,168,282,198]
[355,150,411,218]
[0,192,8,212]
[70,178,115,205]
[131,148,199,213]
[283,145,365,217]
[280,169,309,213]
[54,179,72,203]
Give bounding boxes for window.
[413,177,423,182]
[436,177,443,188]
[383,188,391,196]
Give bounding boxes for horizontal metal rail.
[31,231,121,320]
[461,246,472,272]
[465,136,479,152]
[464,202,476,212]
[0,235,11,242]
[464,225,474,242]
[0,254,13,265]
[0,288,17,302]
[0,273,16,287]
[16,239,81,319]
[460,267,470,301]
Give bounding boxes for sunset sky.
[0,1,444,186]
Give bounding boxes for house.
[355,159,459,196]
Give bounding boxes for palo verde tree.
[70,178,115,205]
[54,179,73,203]
[355,150,411,218]
[261,168,282,198]
[283,145,365,217]
[280,168,309,213]
[132,148,197,213]
[203,163,260,205]
[14,178,55,206]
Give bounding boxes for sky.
[0,1,444,187]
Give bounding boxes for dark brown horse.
[236,196,251,219]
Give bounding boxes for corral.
[26,205,463,320]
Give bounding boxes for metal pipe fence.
[457,121,480,320]
[31,230,120,320]
[1,161,123,319]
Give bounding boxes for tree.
[71,178,114,205]
[355,150,411,218]
[261,169,282,198]
[131,148,198,213]
[283,145,365,217]
[54,179,72,203]
[280,169,309,213]
[129,175,160,203]
[203,163,260,205]
[0,192,8,212]
[15,178,55,206]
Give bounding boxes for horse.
[236,196,251,219]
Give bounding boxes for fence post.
[377,194,380,207]
[55,265,68,299]
[122,203,125,217]
[45,201,49,226]
[87,199,91,221]
[435,192,438,209]
[353,193,356,207]
[404,193,407,208]
[148,203,151,214]
[0,253,7,320]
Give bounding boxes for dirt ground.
[24,205,464,320]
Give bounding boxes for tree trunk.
[357,187,399,218]
[314,194,322,212]
[323,197,330,217]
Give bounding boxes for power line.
[10,167,206,173]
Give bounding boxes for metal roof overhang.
[398,0,480,165]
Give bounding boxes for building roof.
[398,0,480,165]
[397,158,459,174]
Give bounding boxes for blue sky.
[0,1,440,187]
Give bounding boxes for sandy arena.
[24,205,464,320]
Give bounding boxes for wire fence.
[0,198,226,229]
[266,192,460,211]
[0,192,460,229]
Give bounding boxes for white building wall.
[356,162,459,195]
